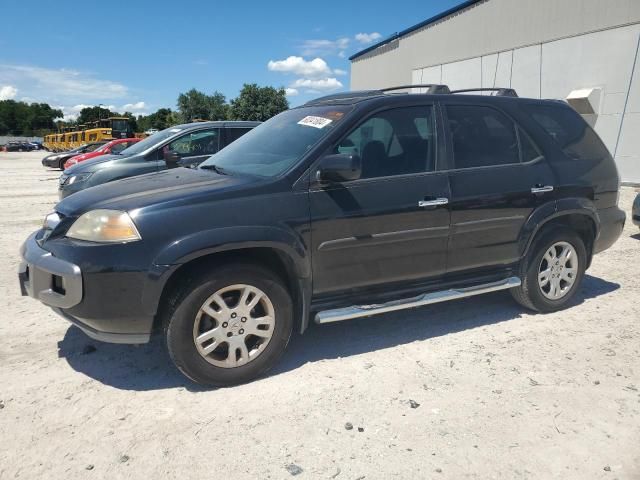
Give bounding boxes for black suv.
[58,121,259,198]
[19,85,625,386]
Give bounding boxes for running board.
[314,276,521,324]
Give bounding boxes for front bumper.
[19,232,82,309]
[19,232,152,344]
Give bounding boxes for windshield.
[199,106,352,176]
[111,119,129,132]
[118,127,186,156]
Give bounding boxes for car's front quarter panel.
[35,178,311,340]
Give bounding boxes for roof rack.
[380,84,451,94]
[303,85,518,106]
[450,88,518,97]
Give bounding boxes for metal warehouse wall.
[350,0,640,182]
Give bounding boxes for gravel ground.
[0,151,639,480]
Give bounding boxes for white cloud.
[285,88,299,97]
[333,68,347,76]
[122,101,146,111]
[0,85,18,100]
[291,78,343,92]
[355,32,382,44]
[299,37,350,57]
[0,64,128,101]
[268,56,333,78]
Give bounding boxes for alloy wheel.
[192,284,275,368]
[538,241,578,300]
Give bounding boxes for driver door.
[309,105,451,296]
[161,128,221,169]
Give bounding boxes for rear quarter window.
[523,103,611,161]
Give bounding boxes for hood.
[44,151,74,161]
[71,150,103,162]
[63,153,122,174]
[56,167,261,216]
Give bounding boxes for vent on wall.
[566,87,602,115]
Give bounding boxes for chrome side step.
[314,277,521,324]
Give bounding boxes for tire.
[511,226,587,313]
[165,263,293,387]
[58,159,66,170]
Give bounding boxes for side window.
[166,129,220,157]
[524,104,611,161]
[446,105,520,169]
[110,143,127,154]
[518,127,543,163]
[335,106,436,179]
[224,127,252,146]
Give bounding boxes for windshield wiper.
[199,164,229,175]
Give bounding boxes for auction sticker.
[298,116,333,129]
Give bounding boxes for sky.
[0,0,461,120]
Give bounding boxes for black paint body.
[21,93,625,340]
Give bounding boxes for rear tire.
[165,263,293,387]
[511,227,586,312]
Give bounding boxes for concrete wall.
[351,0,640,182]
[0,136,43,145]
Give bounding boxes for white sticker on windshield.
[298,116,332,129]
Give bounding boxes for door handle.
[418,198,449,208]
[531,185,554,194]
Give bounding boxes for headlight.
[66,209,141,243]
[65,172,92,185]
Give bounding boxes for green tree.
[176,88,227,122]
[0,100,63,135]
[76,105,119,125]
[228,84,289,121]
[137,108,181,132]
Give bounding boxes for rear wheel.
[165,263,293,386]
[511,227,586,312]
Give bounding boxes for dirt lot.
[0,151,638,479]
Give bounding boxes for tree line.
[0,84,289,136]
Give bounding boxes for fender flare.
[519,198,600,259]
[149,226,313,333]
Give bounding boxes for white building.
[350,0,640,183]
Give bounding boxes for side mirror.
[316,153,361,183]
[163,149,180,169]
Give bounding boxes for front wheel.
[165,263,293,386]
[511,227,587,312]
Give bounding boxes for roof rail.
[303,90,383,105]
[380,84,451,94]
[450,88,518,97]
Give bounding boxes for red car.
[64,138,141,169]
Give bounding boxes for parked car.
[29,141,44,150]
[6,141,37,152]
[58,121,259,198]
[41,142,108,169]
[633,193,640,228]
[19,86,625,386]
[63,138,142,169]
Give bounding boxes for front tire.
[165,263,293,386]
[511,227,587,312]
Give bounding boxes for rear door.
[221,127,253,148]
[309,104,451,295]
[442,102,556,273]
